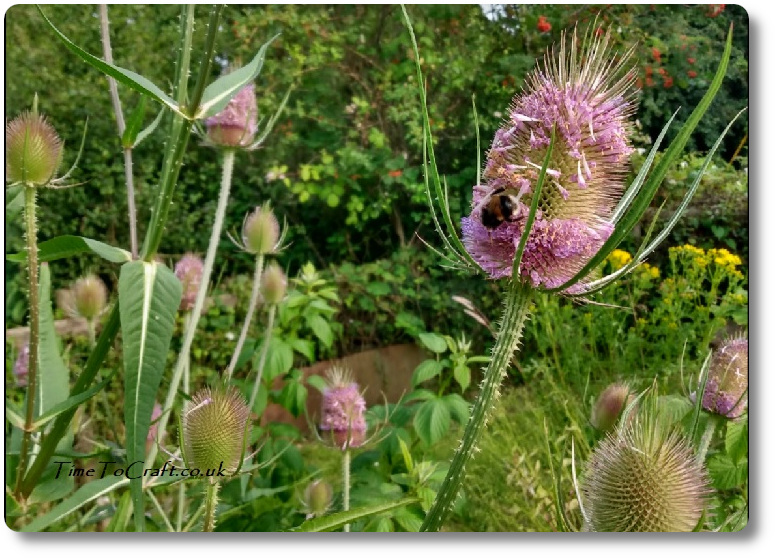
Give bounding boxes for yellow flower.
[608,249,633,270]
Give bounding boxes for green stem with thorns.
[15,186,41,499]
[420,279,533,531]
[202,481,221,532]
[225,253,264,382]
[343,449,351,532]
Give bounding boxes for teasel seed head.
[242,203,281,255]
[181,386,250,478]
[205,83,258,148]
[319,366,367,449]
[71,274,108,321]
[591,382,635,432]
[261,262,287,305]
[174,253,204,312]
[302,479,334,518]
[583,418,712,531]
[702,334,748,418]
[6,111,63,187]
[461,26,637,290]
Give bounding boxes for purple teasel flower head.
[204,83,259,148]
[699,334,748,419]
[319,365,367,450]
[13,343,30,388]
[175,253,204,312]
[462,27,637,292]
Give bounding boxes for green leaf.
[305,374,328,394]
[35,264,70,418]
[21,476,129,532]
[132,107,165,148]
[36,7,184,118]
[411,359,443,387]
[725,417,748,464]
[196,34,279,118]
[7,235,131,264]
[443,393,470,425]
[306,314,333,348]
[290,497,419,532]
[413,398,451,446]
[118,261,181,531]
[6,184,24,222]
[707,454,747,491]
[290,337,315,361]
[106,491,133,532]
[452,362,471,392]
[122,97,147,148]
[656,394,694,427]
[365,516,394,532]
[418,332,447,353]
[393,508,423,532]
[262,337,294,381]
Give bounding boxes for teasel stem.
[343,448,351,532]
[99,4,138,259]
[15,186,41,498]
[420,279,533,532]
[202,481,221,532]
[696,414,720,464]
[225,253,265,382]
[148,149,236,469]
[176,313,192,532]
[248,303,277,411]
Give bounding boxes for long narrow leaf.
[37,7,184,118]
[35,264,70,420]
[290,497,419,532]
[20,476,129,532]
[7,235,131,264]
[196,34,279,119]
[118,261,182,531]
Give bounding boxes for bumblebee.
[479,187,526,229]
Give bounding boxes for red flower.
[707,4,725,17]
[645,77,655,88]
[595,27,604,38]
[688,70,697,79]
[636,77,644,89]
[537,16,551,33]
[663,76,674,89]
[388,170,403,178]
[645,66,653,77]
[658,67,667,76]
[687,57,696,65]
[652,47,661,62]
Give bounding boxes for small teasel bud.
[72,274,108,321]
[181,386,250,477]
[319,366,367,449]
[242,203,281,255]
[261,262,287,304]
[204,83,258,148]
[13,343,30,387]
[583,418,712,532]
[6,111,63,186]
[303,479,333,518]
[591,383,635,432]
[702,334,748,418]
[175,253,204,312]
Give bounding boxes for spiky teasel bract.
[180,386,250,480]
[582,402,712,532]
[461,27,637,291]
[701,333,748,418]
[319,365,367,449]
[229,201,289,256]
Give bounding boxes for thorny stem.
[248,304,277,411]
[225,254,265,382]
[202,481,221,532]
[99,4,138,259]
[148,150,236,468]
[176,313,191,532]
[15,187,41,499]
[420,280,533,532]
[343,449,351,533]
